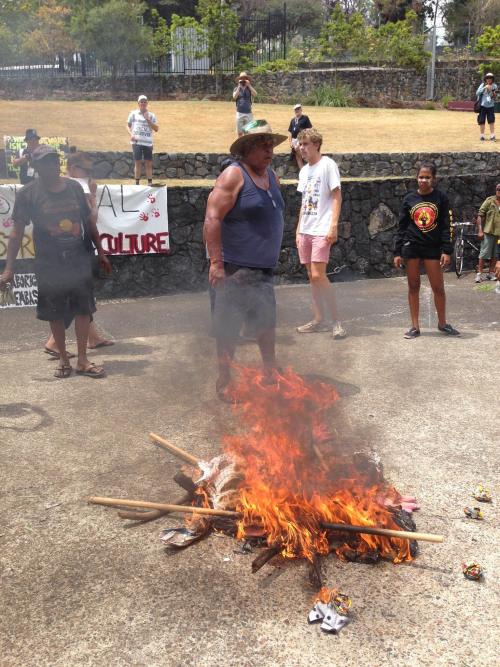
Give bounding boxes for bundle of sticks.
[89,432,443,577]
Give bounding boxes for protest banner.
[0,184,169,261]
[4,136,70,180]
[0,272,37,309]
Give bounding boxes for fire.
[222,366,412,564]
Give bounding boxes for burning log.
[88,496,240,518]
[251,546,281,573]
[149,432,199,466]
[320,521,443,544]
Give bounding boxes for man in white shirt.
[295,128,346,339]
[127,94,159,185]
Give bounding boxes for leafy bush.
[441,94,453,108]
[253,48,300,74]
[423,101,436,110]
[303,84,356,107]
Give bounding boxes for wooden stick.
[252,545,281,573]
[118,491,193,522]
[320,521,443,544]
[149,432,199,466]
[89,496,240,518]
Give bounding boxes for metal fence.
[0,12,288,78]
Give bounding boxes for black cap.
[24,129,40,141]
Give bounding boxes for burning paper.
[308,587,352,634]
[462,561,484,581]
[472,485,492,503]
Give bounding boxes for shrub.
[441,94,453,108]
[303,84,356,107]
[423,101,436,110]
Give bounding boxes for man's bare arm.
[327,187,342,244]
[0,220,26,286]
[204,167,243,285]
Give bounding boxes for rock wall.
[0,65,483,102]
[84,150,499,181]
[7,174,494,297]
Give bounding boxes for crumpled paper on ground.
[308,601,350,634]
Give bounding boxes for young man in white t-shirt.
[295,128,346,338]
[127,94,159,185]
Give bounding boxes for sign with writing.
[0,184,169,260]
[4,136,70,180]
[0,272,38,309]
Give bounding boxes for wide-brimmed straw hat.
[230,119,287,156]
[236,71,251,82]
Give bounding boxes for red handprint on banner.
[147,194,156,204]
[139,211,149,222]
[152,209,160,218]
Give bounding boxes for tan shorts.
[236,112,253,134]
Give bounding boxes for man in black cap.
[0,145,111,379]
[12,129,40,184]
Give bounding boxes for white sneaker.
[297,320,329,333]
[475,273,483,283]
[495,282,500,294]
[490,135,496,141]
[332,322,347,339]
[487,273,496,281]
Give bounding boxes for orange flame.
[223,366,412,564]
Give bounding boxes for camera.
[239,79,246,85]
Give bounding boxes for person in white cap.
[476,73,497,141]
[287,104,312,169]
[127,95,159,185]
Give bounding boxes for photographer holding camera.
[232,72,257,137]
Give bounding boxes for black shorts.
[132,144,153,161]
[477,106,495,125]
[213,264,276,341]
[401,242,442,260]
[35,252,96,322]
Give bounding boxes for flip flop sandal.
[75,363,105,378]
[88,340,115,349]
[54,364,72,379]
[44,348,76,360]
[216,379,242,404]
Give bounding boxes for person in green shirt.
[475,183,500,282]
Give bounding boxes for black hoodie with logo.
[394,188,453,256]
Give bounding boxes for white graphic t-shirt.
[127,109,157,147]
[297,156,341,236]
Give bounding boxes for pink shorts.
[297,233,332,264]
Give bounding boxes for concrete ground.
[0,274,498,667]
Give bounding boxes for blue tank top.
[236,87,252,114]
[221,163,285,269]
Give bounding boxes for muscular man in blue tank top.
[203,120,287,402]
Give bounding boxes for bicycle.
[453,222,480,278]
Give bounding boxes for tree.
[316,7,368,60]
[443,0,500,45]
[367,9,429,68]
[475,23,500,78]
[196,0,240,93]
[375,0,429,23]
[72,0,153,78]
[23,1,76,64]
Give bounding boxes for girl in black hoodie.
[394,163,460,339]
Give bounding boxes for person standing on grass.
[287,104,312,169]
[295,128,346,340]
[233,72,257,137]
[127,95,159,185]
[0,145,111,379]
[394,163,459,339]
[475,183,500,283]
[203,120,286,402]
[476,73,497,142]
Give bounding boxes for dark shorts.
[213,264,276,341]
[401,242,442,260]
[35,251,96,322]
[477,106,495,125]
[132,144,153,161]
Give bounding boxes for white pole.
[429,0,439,100]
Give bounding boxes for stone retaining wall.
[7,174,495,298]
[86,150,499,181]
[4,150,497,181]
[0,65,483,102]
